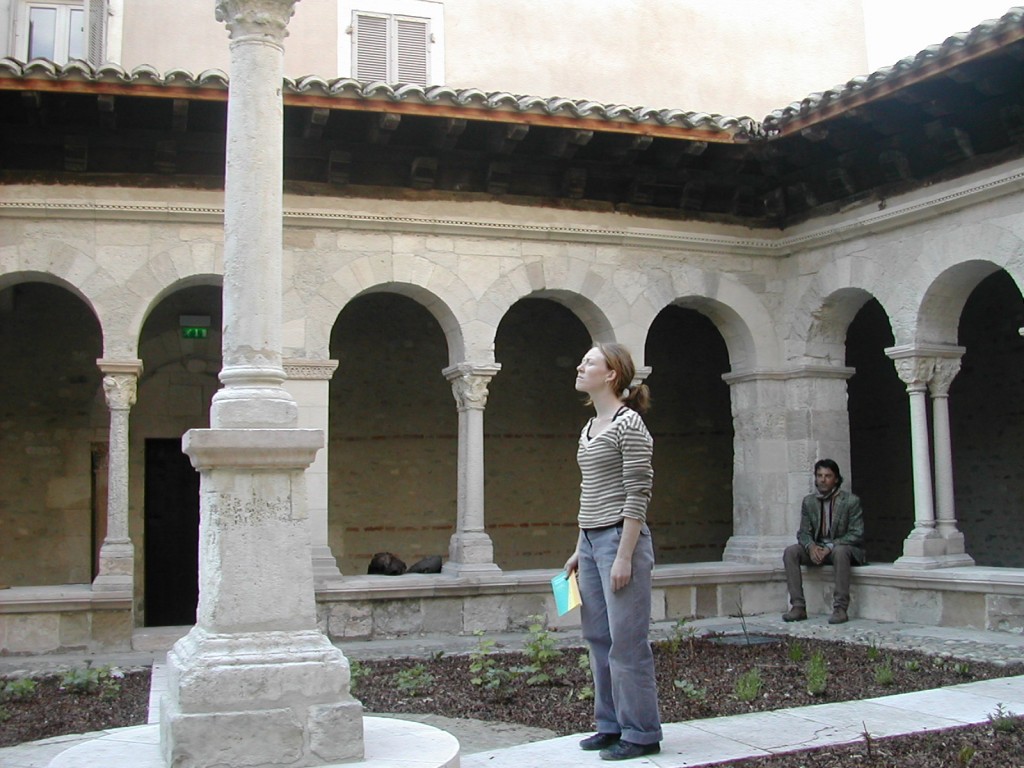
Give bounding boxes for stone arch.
[790,258,898,366]
[479,256,636,355]
[0,270,100,322]
[303,254,472,363]
[645,266,780,372]
[806,286,884,362]
[131,274,224,357]
[916,260,1018,345]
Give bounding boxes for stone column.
[442,362,501,575]
[887,346,944,566]
[284,358,343,583]
[721,366,853,564]
[162,3,363,766]
[929,352,974,566]
[92,358,142,592]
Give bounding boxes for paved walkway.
[2,615,1023,767]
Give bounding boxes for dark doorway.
[144,438,200,626]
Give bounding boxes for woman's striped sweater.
[576,406,654,529]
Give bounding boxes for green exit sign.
[181,327,209,339]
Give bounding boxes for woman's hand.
[611,555,632,591]
[564,551,580,575]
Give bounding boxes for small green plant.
[468,631,512,691]
[953,661,971,677]
[665,617,699,654]
[734,668,763,702]
[673,678,707,701]
[514,617,567,685]
[577,650,591,671]
[987,703,1019,733]
[393,664,434,696]
[805,650,828,696]
[522,617,562,666]
[0,705,10,723]
[957,745,976,766]
[787,641,805,663]
[904,659,921,672]
[348,660,367,693]
[2,677,37,701]
[60,663,123,700]
[575,684,594,701]
[866,644,881,661]
[873,657,895,686]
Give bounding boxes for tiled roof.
[0,57,759,141]
[764,6,1024,134]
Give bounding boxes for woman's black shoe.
[600,740,661,761]
[579,732,621,751]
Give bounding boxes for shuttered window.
[352,11,430,85]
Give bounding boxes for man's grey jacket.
[795,490,867,564]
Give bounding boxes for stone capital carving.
[929,357,962,396]
[103,373,138,410]
[891,356,935,389]
[444,363,501,411]
[283,358,339,381]
[215,0,298,43]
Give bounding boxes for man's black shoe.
[600,740,661,761]
[580,732,620,751]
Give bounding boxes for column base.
[722,535,794,565]
[162,627,363,768]
[92,540,135,592]
[442,532,501,574]
[312,545,344,585]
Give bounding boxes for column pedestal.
[162,429,363,768]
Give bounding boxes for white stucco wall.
[112,0,866,118]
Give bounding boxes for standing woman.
[565,342,662,761]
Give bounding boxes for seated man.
[782,459,866,625]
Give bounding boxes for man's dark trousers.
[784,543,855,610]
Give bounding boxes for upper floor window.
[15,1,85,63]
[340,0,444,86]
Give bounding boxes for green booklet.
[550,571,582,616]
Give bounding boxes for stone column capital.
[102,371,139,410]
[443,362,501,411]
[283,358,339,381]
[215,0,299,44]
[885,343,965,390]
[929,357,963,397]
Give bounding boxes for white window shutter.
[353,12,388,82]
[395,16,429,86]
[85,0,107,66]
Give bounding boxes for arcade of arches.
[1,181,1022,635]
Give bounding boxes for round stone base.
[49,717,459,768]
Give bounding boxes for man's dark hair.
[814,458,843,487]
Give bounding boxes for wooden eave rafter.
[0,76,745,145]
[771,27,1024,138]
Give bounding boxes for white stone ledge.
[802,564,1024,595]
[0,584,132,614]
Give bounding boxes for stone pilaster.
[284,358,343,583]
[162,2,364,766]
[92,359,142,592]
[887,345,945,567]
[442,362,501,575]
[721,366,854,564]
